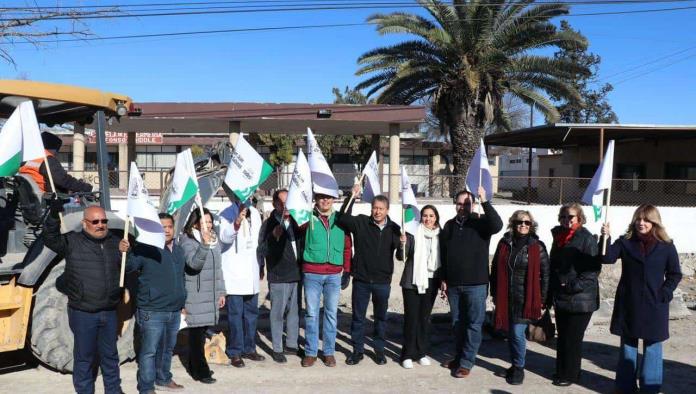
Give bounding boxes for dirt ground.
[2,275,695,394]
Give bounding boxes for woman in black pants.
[180,208,227,384]
[397,205,442,369]
[548,203,600,387]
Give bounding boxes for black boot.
[506,366,524,385]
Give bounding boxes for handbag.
[527,309,555,342]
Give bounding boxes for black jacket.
[603,236,682,342]
[259,213,303,283]
[549,226,601,313]
[398,232,441,290]
[42,155,92,193]
[490,232,550,324]
[43,215,122,312]
[440,202,503,286]
[338,197,401,284]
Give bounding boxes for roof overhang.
[485,123,696,148]
[106,102,426,135]
[0,80,133,125]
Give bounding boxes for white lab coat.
[219,203,262,295]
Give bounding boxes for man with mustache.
[43,201,123,394]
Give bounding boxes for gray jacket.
[180,235,226,328]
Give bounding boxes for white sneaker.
[418,357,431,366]
[401,359,414,369]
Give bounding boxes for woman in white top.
[397,205,442,369]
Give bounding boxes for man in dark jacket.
[19,132,92,193]
[338,184,402,366]
[43,201,123,394]
[122,213,202,394]
[440,186,503,378]
[258,189,303,363]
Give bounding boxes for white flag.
[465,139,494,201]
[166,148,200,214]
[224,135,274,202]
[361,151,381,203]
[401,166,420,235]
[286,149,313,226]
[306,127,339,198]
[0,101,45,176]
[582,140,615,222]
[127,162,165,249]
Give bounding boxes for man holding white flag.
[582,140,615,223]
[306,127,339,198]
[465,139,494,203]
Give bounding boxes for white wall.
[110,198,696,254]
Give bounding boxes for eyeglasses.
[558,215,576,220]
[86,219,109,225]
[514,220,532,226]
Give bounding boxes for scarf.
[193,229,218,247]
[494,237,542,331]
[636,232,657,256]
[554,223,581,248]
[412,224,440,294]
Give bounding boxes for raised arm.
[43,200,68,255]
[181,237,210,272]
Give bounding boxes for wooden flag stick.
[346,172,366,208]
[401,206,406,262]
[601,187,612,254]
[477,168,483,215]
[43,155,65,232]
[119,216,130,287]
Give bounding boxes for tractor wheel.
[29,260,136,372]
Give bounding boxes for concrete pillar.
[229,121,241,147]
[429,150,441,197]
[388,123,400,204]
[72,123,85,173]
[118,143,128,189]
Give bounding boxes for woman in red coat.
[601,204,682,394]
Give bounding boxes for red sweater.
[300,214,352,275]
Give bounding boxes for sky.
[2,1,696,125]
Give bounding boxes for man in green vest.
[300,192,352,368]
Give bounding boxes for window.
[616,164,645,192]
[135,146,177,170]
[548,168,555,188]
[578,164,597,188]
[664,163,696,194]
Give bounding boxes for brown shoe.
[323,355,336,367]
[453,367,471,378]
[155,380,184,391]
[230,356,245,368]
[301,356,317,367]
[441,358,458,369]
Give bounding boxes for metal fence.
[70,170,696,207]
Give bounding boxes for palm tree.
[356,0,588,192]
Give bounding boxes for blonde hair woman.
[601,205,682,394]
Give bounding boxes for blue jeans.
[447,284,488,370]
[135,309,180,394]
[508,323,527,368]
[616,337,663,393]
[303,273,341,357]
[68,307,122,394]
[350,280,391,354]
[225,294,259,357]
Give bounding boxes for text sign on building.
[85,130,163,145]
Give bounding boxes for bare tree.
[0,3,119,66]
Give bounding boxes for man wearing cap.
[19,131,92,193]
[300,190,352,368]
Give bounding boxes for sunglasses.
[86,219,109,225]
[514,220,532,226]
[558,215,576,220]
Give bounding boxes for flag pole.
[43,155,65,231]
[401,204,406,263]
[346,172,366,208]
[602,187,612,254]
[477,168,483,215]
[119,216,130,287]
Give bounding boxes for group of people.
[44,177,682,394]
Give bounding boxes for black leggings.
[187,326,212,380]
[401,280,437,361]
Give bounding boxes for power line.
[4,1,696,21]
